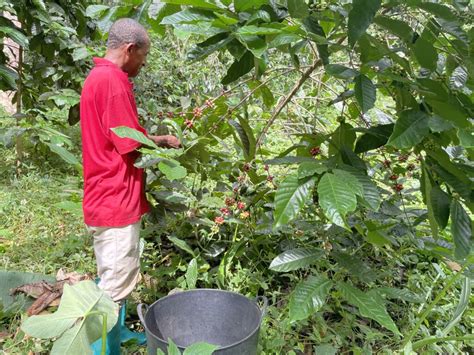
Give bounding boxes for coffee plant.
[1,0,473,353]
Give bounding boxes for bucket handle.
[255,296,268,323]
[137,303,149,327]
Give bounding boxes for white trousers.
[86,222,141,302]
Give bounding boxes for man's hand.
[150,135,181,149]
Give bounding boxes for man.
[80,18,180,353]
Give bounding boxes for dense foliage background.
[0,0,473,354]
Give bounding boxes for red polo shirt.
[80,57,150,227]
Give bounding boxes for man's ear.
[125,43,135,54]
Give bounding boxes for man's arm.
[149,135,181,149]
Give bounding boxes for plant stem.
[401,267,465,349]
[412,334,474,350]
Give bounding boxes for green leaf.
[185,258,198,289]
[187,34,233,62]
[265,156,316,165]
[377,287,423,303]
[46,143,80,166]
[440,277,471,336]
[287,0,308,19]
[161,9,215,25]
[22,281,118,355]
[72,47,89,61]
[85,4,110,18]
[450,201,472,259]
[333,169,363,197]
[273,175,315,228]
[354,74,376,113]
[325,64,358,79]
[269,248,324,272]
[158,159,187,180]
[417,2,457,22]
[298,161,327,179]
[228,118,256,161]
[234,0,268,12]
[289,276,332,322]
[268,33,301,48]
[333,251,377,283]
[168,236,196,257]
[427,99,469,129]
[317,173,357,229]
[354,124,394,153]
[387,110,430,149]
[237,25,283,36]
[349,169,380,211]
[348,0,381,46]
[339,283,400,335]
[373,16,413,43]
[458,129,474,148]
[183,342,219,355]
[167,338,181,355]
[111,126,158,148]
[0,26,28,47]
[221,50,254,85]
[430,186,451,230]
[413,37,437,71]
[161,0,221,10]
[0,64,18,90]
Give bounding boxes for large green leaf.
[348,0,381,46]
[0,26,28,47]
[161,0,221,10]
[354,74,376,113]
[354,124,394,153]
[317,172,357,228]
[46,143,80,166]
[427,99,469,129]
[237,25,282,36]
[269,248,324,272]
[234,0,268,12]
[273,174,315,228]
[333,251,377,283]
[387,110,430,149]
[287,0,308,19]
[161,9,215,25]
[158,159,187,180]
[221,50,254,85]
[350,169,380,211]
[111,126,158,148]
[450,201,472,259]
[325,64,358,80]
[22,281,118,355]
[373,16,413,43]
[187,33,233,62]
[339,283,400,335]
[413,37,437,71]
[298,161,327,179]
[168,236,196,257]
[430,186,451,230]
[289,276,332,322]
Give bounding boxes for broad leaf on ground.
[21,281,118,355]
[339,283,400,335]
[289,275,332,322]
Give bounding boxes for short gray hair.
[106,18,149,49]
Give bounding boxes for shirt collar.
[93,57,133,88]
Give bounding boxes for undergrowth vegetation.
[1,0,473,354]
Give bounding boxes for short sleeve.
[103,93,146,155]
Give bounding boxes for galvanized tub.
[137,289,267,354]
